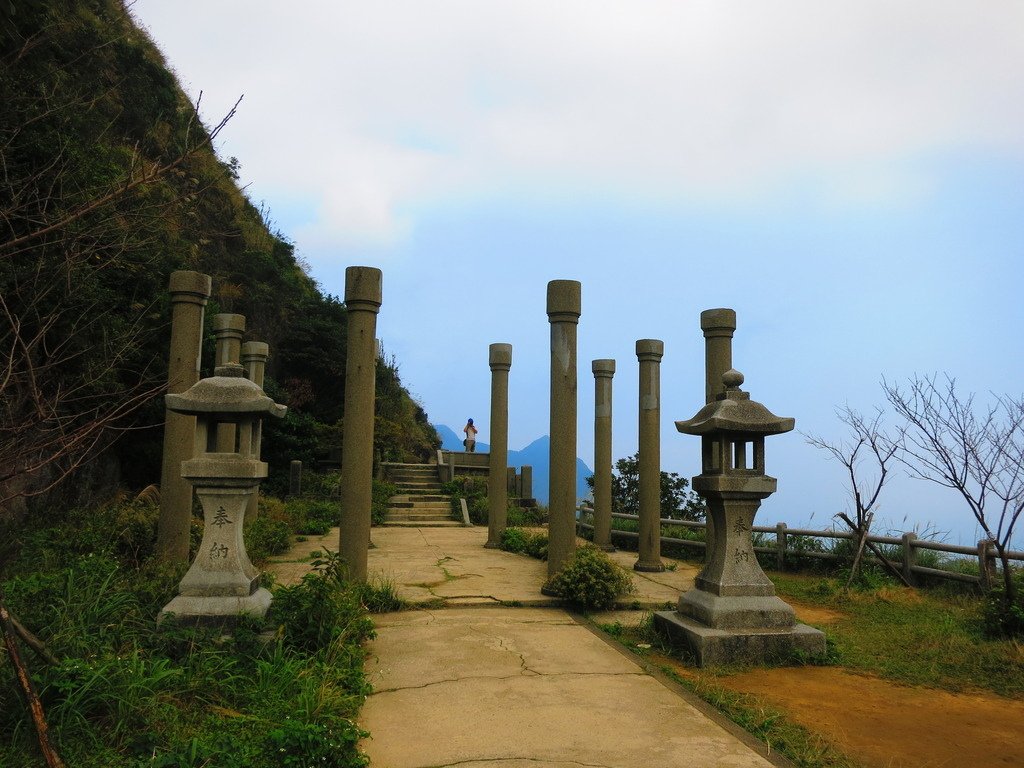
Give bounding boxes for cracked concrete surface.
[273,526,698,607]
[271,527,778,767]
[362,607,776,768]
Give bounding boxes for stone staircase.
[381,462,461,527]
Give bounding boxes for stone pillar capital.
[547,280,581,324]
[345,266,383,313]
[169,271,212,306]
[489,343,513,371]
[700,308,736,338]
[241,341,269,366]
[213,313,246,337]
[592,359,616,378]
[636,339,664,361]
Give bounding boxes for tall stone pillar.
[700,309,736,562]
[486,343,513,548]
[338,266,382,582]
[635,339,665,572]
[156,270,211,563]
[591,359,616,552]
[213,314,246,453]
[242,341,269,521]
[546,280,581,579]
[701,309,736,405]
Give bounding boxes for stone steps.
[381,461,455,527]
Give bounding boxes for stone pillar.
[338,266,382,582]
[156,270,211,563]
[213,314,246,452]
[242,341,269,521]
[592,359,616,552]
[700,309,736,405]
[700,308,736,562]
[546,280,581,579]
[635,340,665,572]
[289,460,302,497]
[521,465,533,499]
[486,343,513,548]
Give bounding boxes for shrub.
[982,570,1024,638]
[507,502,546,527]
[500,527,529,553]
[442,476,487,522]
[284,498,339,535]
[543,545,634,610]
[245,516,291,565]
[271,552,375,653]
[371,480,398,526]
[500,528,548,560]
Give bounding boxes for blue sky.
[132,2,1024,546]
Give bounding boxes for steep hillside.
[0,0,438,513]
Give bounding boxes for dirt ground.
[655,601,1024,768]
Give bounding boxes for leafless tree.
[884,374,1024,605]
[806,406,905,587]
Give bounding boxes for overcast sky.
[131,2,1024,546]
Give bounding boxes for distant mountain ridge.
[434,424,591,505]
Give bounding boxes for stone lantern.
[159,364,286,625]
[654,369,825,665]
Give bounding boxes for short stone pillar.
[159,364,286,624]
[338,266,382,582]
[486,343,513,548]
[157,270,212,564]
[289,460,303,497]
[592,359,616,552]
[213,314,246,453]
[700,308,736,563]
[521,465,533,500]
[635,340,665,572]
[655,369,825,665]
[242,341,269,521]
[545,280,581,580]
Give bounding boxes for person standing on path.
[463,418,478,452]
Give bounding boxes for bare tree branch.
[805,405,902,586]
[883,374,1024,605]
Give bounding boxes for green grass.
[594,569,1024,768]
[0,500,375,767]
[770,573,1024,697]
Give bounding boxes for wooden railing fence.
[576,505,1023,591]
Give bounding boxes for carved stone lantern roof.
[676,370,793,437]
[166,366,287,419]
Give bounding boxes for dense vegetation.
[0,0,439,521]
[1,4,436,764]
[0,494,390,767]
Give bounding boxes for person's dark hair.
[467,418,474,425]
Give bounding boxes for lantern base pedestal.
[653,610,825,667]
[159,587,272,628]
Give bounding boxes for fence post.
[977,539,995,591]
[901,532,917,586]
[775,523,787,571]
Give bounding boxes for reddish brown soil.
[719,666,1024,768]
[657,602,1024,768]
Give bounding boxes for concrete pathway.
[269,526,788,768]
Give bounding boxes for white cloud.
[132,1,1024,245]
